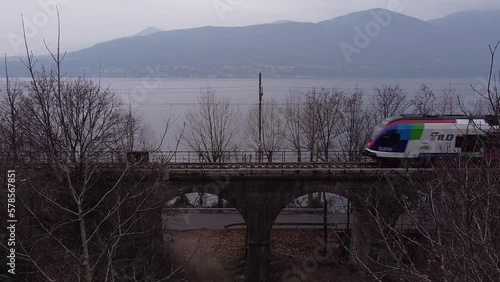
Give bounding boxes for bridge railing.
[149,150,372,164]
[1,150,373,165]
[224,222,343,230]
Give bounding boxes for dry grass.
[210,229,367,282]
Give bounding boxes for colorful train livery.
[363,114,500,165]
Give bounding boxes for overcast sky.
[2,0,499,56]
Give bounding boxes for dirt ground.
[165,229,367,282]
[166,230,235,282]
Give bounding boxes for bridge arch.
[165,172,406,282]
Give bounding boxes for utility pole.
[258,73,263,162]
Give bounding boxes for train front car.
[363,115,494,167]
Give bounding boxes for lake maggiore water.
[1,77,490,150]
[97,77,488,150]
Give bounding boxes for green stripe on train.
[410,124,424,140]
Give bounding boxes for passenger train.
[363,114,500,166]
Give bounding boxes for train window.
[455,136,463,148]
[371,117,398,140]
[379,133,400,147]
[455,135,487,152]
[371,124,386,140]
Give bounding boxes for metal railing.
[2,150,373,165]
[224,222,344,230]
[224,222,422,232]
[165,161,377,170]
[148,150,372,164]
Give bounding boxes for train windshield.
[371,116,399,140]
[371,125,385,140]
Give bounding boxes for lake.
[1,76,491,150]
[98,77,489,150]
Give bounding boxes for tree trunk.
[78,199,93,282]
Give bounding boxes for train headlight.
[367,141,374,149]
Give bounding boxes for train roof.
[384,114,499,126]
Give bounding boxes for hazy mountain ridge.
[428,10,500,28]
[134,26,163,37]
[3,9,500,78]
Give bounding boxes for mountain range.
[3,9,500,78]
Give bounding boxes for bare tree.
[438,84,459,115]
[21,76,123,163]
[110,105,156,163]
[0,15,180,282]
[15,74,170,281]
[281,89,304,161]
[0,57,24,164]
[244,99,285,162]
[339,89,369,161]
[371,84,410,124]
[352,159,500,282]
[302,90,320,162]
[182,87,240,207]
[472,41,500,121]
[306,87,344,161]
[413,84,436,115]
[183,87,241,162]
[349,43,500,282]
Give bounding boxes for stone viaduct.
[164,164,413,282]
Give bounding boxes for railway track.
[165,161,380,170]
